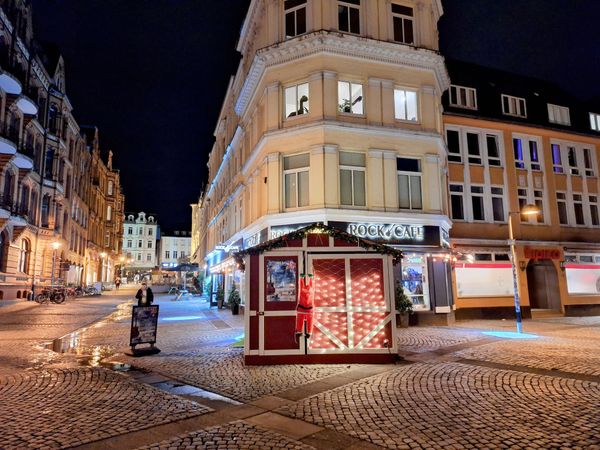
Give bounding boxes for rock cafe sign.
[346,223,425,241]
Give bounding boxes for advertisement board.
[130,305,159,347]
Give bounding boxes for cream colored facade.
[201,0,454,320]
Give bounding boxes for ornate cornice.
[235,31,450,117]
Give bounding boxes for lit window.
[338,0,360,34]
[391,3,413,44]
[338,81,363,114]
[556,192,568,225]
[533,190,544,223]
[285,83,309,118]
[517,188,528,222]
[491,187,504,222]
[339,151,366,207]
[283,153,310,209]
[106,205,112,221]
[551,144,563,173]
[394,88,418,121]
[547,104,570,125]
[107,180,113,195]
[284,0,307,38]
[449,185,464,220]
[471,186,485,221]
[502,94,527,117]
[529,141,540,171]
[589,113,600,131]
[513,138,525,169]
[397,158,422,210]
[446,129,461,163]
[449,85,477,109]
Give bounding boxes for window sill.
[394,118,420,125]
[337,112,366,119]
[284,113,311,122]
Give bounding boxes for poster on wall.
[565,266,600,294]
[265,259,297,302]
[130,305,159,346]
[455,265,514,297]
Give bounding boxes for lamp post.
[508,204,540,333]
[51,241,61,287]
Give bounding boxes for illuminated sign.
[524,247,562,260]
[270,223,311,240]
[346,223,424,241]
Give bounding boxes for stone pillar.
[266,153,280,214]
[310,145,325,208]
[323,145,338,207]
[381,79,395,126]
[367,78,382,126]
[308,72,324,120]
[367,149,385,211]
[382,150,398,210]
[423,153,442,213]
[265,82,281,131]
[323,71,338,120]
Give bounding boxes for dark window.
[285,0,307,38]
[471,186,485,221]
[475,253,492,261]
[44,148,54,179]
[449,185,464,220]
[495,254,510,261]
[396,158,420,172]
[467,133,481,164]
[392,4,413,44]
[338,0,360,34]
[446,130,461,162]
[486,135,500,166]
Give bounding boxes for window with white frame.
[573,193,585,225]
[127,240,132,248]
[338,81,363,114]
[449,85,477,109]
[513,138,525,169]
[394,88,418,121]
[283,153,310,209]
[567,146,579,175]
[486,134,501,166]
[548,104,570,125]
[128,227,133,235]
[471,186,485,221]
[449,184,464,220]
[173,251,177,258]
[391,3,414,44]
[285,83,309,118]
[466,132,481,165]
[583,148,595,176]
[590,196,599,226]
[551,143,563,173]
[147,241,152,248]
[146,254,151,261]
[502,94,527,117]
[138,240,142,248]
[491,187,505,222]
[284,0,307,38]
[446,129,462,163]
[513,136,541,171]
[533,190,544,223]
[338,0,360,34]
[589,113,600,131]
[339,151,366,207]
[165,251,170,259]
[149,228,153,236]
[529,140,541,171]
[556,192,568,225]
[137,253,142,261]
[397,158,422,210]
[517,188,528,221]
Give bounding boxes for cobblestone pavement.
[137,420,316,450]
[120,348,356,402]
[0,367,210,449]
[396,326,483,353]
[279,361,600,449]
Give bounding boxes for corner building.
[444,60,600,318]
[202,0,453,323]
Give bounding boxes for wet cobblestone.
[0,367,211,449]
[138,420,316,450]
[279,362,600,449]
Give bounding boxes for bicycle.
[34,287,66,304]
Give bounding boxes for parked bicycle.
[34,287,66,304]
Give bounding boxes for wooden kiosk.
[235,223,401,365]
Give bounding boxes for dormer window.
[284,0,307,39]
[338,0,360,34]
[449,85,477,110]
[547,104,570,126]
[501,94,527,118]
[590,113,600,131]
[391,3,414,45]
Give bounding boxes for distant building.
[159,230,191,269]
[122,212,158,271]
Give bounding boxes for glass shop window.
[402,255,429,310]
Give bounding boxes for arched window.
[107,180,113,196]
[0,230,9,273]
[18,239,30,274]
[2,170,14,207]
[19,184,29,217]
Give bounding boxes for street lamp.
[51,241,61,287]
[508,204,540,333]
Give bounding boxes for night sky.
[29,0,600,230]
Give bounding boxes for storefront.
[235,223,402,365]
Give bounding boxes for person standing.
[135,282,154,306]
[115,277,121,290]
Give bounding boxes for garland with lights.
[234,222,403,271]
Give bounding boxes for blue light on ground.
[161,316,205,322]
[482,331,539,339]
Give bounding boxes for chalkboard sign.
[130,305,159,347]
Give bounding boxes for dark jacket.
[135,287,154,306]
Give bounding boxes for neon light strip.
[564,264,600,270]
